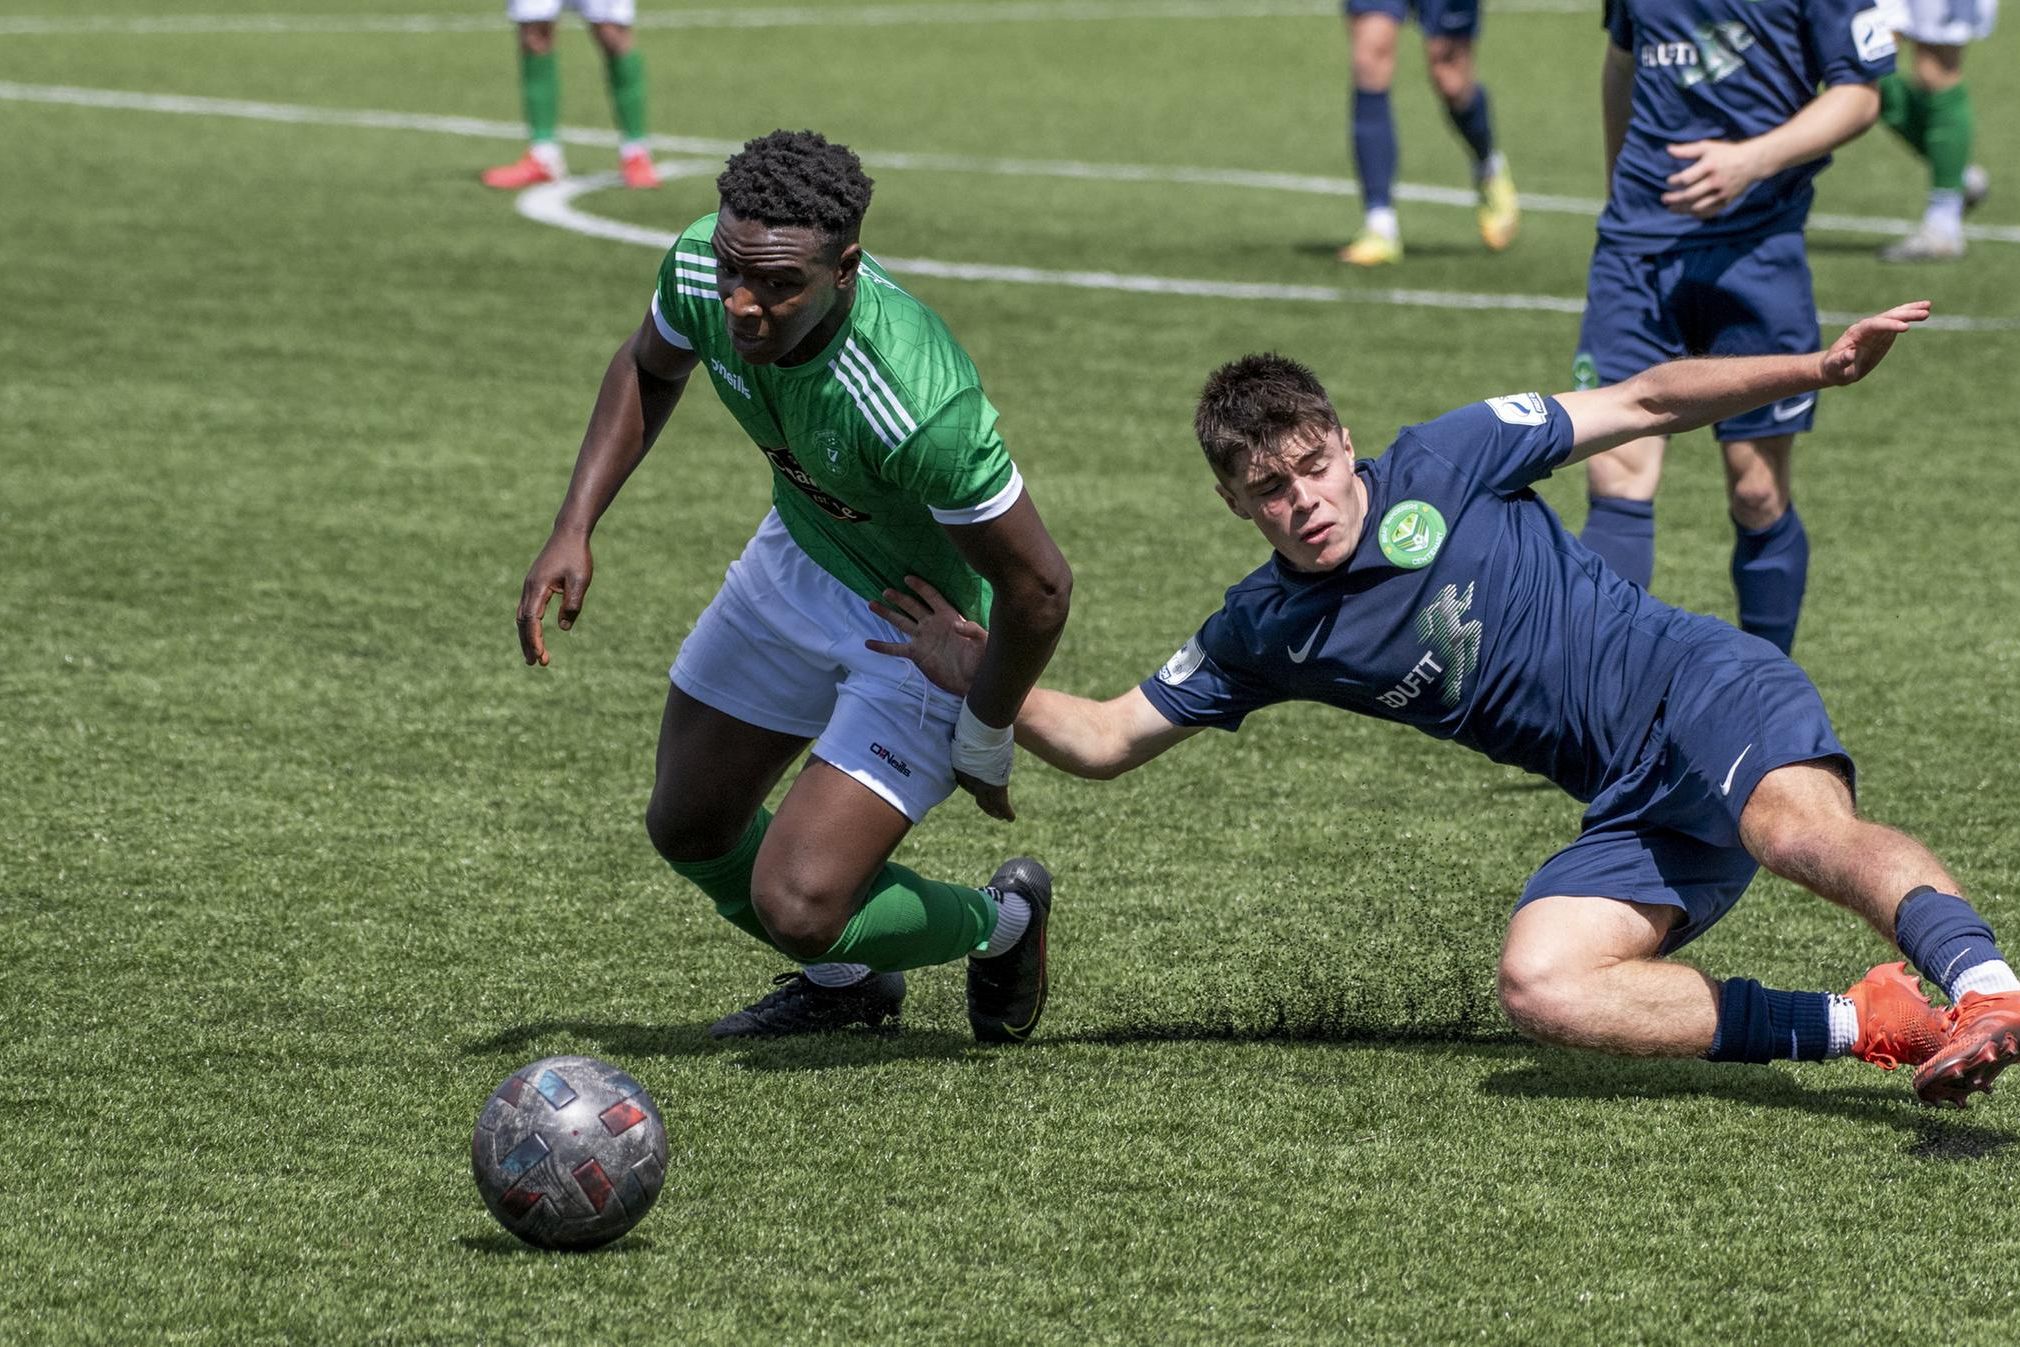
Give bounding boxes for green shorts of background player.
[516,132,1072,1043]
[482,0,659,191]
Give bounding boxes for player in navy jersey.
[872,302,2020,1107]
[1573,0,1897,657]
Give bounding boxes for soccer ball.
[471,1054,668,1251]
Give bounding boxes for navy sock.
[1731,506,1808,654]
[1446,86,1496,167]
[1579,495,1655,589]
[1352,87,1398,211]
[1705,978,1832,1063]
[1895,887,2006,1001]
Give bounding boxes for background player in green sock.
[1875,0,1995,261]
[482,0,659,191]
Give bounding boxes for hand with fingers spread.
[1660,139,1768,219]
[1818,301,1931,387]
[517,529,594,667]
[866,575,989,697]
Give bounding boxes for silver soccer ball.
[471,1054,668,1251]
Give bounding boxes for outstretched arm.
[866,577,1198,782]
[1555,302,1929,462]
[517,314,698,666]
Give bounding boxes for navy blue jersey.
[1599,0,1895,250]
[1140,396,1742,803]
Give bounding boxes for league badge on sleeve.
[1157,636,1206,685]
[1486,393,1550,426]
[1852,7,1897,64]
[1378,500,1448,570]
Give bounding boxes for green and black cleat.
[967,857,1053,1044]
[709,970,905,1039]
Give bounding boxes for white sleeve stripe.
[827,359,903,450]
[649,291,693,350]
[929,466,1024,525]
[840,340,918,433]
[672,266,716,285]
[674,285,715,300]
[673,251,716,267]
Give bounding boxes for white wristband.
[952,701,1015,786]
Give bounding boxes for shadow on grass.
[1481,1053,2018,1161]
[457,1232,659,1257]
[461,1019,981,1070]
[1289,238,1493,263]
[1057,1013,1523,1051]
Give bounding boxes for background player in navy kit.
[873,302,2020,1108]
[1574,0,1896,655]
[1337,0,1520,267]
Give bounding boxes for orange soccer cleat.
[481,150,560,190]
[1844,962,1946,1070]
[620,149,661,190]
[1914,989,2020,1108]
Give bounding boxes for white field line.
[521,168,2020,330]
[4,79,2015,329]
[0,0,1590,37]
[11,81,2020,248]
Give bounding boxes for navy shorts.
[1517,620,1853,953]
[1574,229,1821,442]
[1344,0,1481,38]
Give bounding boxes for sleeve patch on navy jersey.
[1157,636,1206,685]
[1852,8,1896,63]
[1486,393,1550,426]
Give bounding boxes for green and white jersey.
[650,213,1022,623]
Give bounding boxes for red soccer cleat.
[481,150,560,190]
[1844,962,1946,1070]
[620,149,661,190]
[1914,989,2020,1108]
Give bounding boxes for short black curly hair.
[716,130,875,254]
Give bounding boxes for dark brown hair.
[1193,353,1340,478]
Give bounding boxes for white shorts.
[507,0,636,25]
[1884,0,1997,44]
[670,512,964,824]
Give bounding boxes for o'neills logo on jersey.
[758,444,872,523]
[710,357,752,400]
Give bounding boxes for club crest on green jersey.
[1377,500,1447,569]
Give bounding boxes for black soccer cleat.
[967,857,1053,1045]
[708,970,905,1040]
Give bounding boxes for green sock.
[817,863,1001,972]
[605,49,649,143]
[1922,82,1975,193]
[519,48,559,144]
[664,808,777,948]
[1879,73,1928,157]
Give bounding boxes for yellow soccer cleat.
[1337,230,1403,268]
[1477,164,1520,252]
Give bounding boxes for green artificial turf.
[3,2,2019,1340]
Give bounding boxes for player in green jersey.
[516,131,1072,1042]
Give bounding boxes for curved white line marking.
[519,169,2020,330]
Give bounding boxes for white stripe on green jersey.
[652,212,1021,622]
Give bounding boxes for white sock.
[971,891,1031,959]
[619,138,651,159]
[1363,207,1399,242]
[1826,993,1859,1057]
[1476,150,1506,184]
[529,140,566,173]
[801,962,871,988]
[1923,189,1965,237]
[1950,959,2020,1002]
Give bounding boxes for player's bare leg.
[1721,434,1804,653]
[1425,35,1517,250]
[1579,433,1664,589]
[1498,896,1717,1055]
[483,21,567,188]
[1742,761,2020,1104]
[1341,12,1404,266]
[588,20,659,188]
